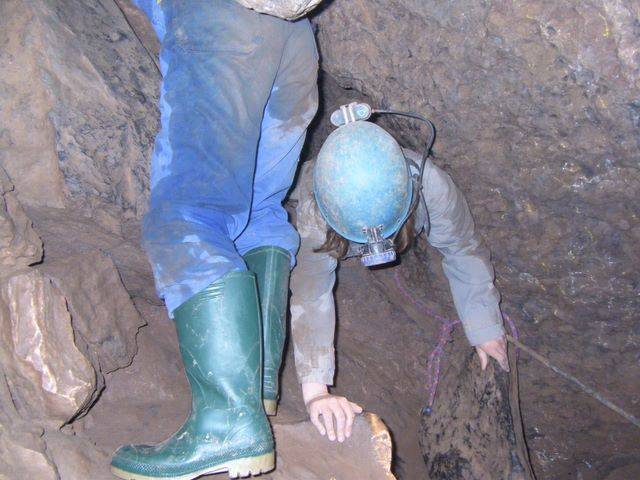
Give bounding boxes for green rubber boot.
[111,271,274,480]
[243,246,290,416]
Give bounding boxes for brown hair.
[315,212,417,258]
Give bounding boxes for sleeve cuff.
[297,367,335,386]
[464,322,505,346]
[462,305,505,346]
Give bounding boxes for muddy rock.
[312,1,640,476]
[270,414,395,480]
[0,167,43,269]
[44,429,114,480]
[39,250,145,375]
[0,0,159,216]
[0,425,58,480]
[420,354,524,479]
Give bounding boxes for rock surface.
[0,0,159,216]
[3,0,635,478]
[312,1,640,477]
[270,414,395,480]
[234,0,323,20]
[0,168,43,268]
[0,268,95,427]
[40,251,144,375]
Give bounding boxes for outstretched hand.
[476,335,509,372]
[302,383,363,442]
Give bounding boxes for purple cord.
[393,270,518,412]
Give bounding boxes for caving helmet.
[313,104,414,267]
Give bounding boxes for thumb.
[476,348,488,370]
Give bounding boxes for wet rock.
[36,248,146,421]
[0,269,95,427]
[420,354,525,479]
[234,0,323,20]
[0,245,144,431]
[0,0,159,216]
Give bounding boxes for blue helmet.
[313,120,412,244]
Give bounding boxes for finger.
[490,345,509,371]
[477,349,488,370]
[309,407,326,436]
[493,343,509,371]
[321,407,336,441]
[498,350,510,372]
[500,356,510,372]
[350,401,364,414]
[331,403,347,442]
[340,399,355,439]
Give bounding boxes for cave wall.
[0,0,637,478]
[312,1,640,477]
[0,0,158,218]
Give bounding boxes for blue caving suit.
[133,0,318,316]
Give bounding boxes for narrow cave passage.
[0,1,638,480]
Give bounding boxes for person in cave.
[287,120,510,444]
[109,1,345,479]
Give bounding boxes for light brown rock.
[0,167,43,269]
[0,0,67,209]
[0,269,95,427]
[0,425,58,480]
[44,429,114,480]
[0,0,159,216]
[270,414,395,480]
[39,250,146,375]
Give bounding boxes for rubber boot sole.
[263,399,277,416]
[111,452,274,480]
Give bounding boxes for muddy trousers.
[134,0,319,316]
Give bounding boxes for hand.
[475,335,509,372]
[301,382,363,442]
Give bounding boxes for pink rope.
[503,312,519,341]
[392,270,518,414]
